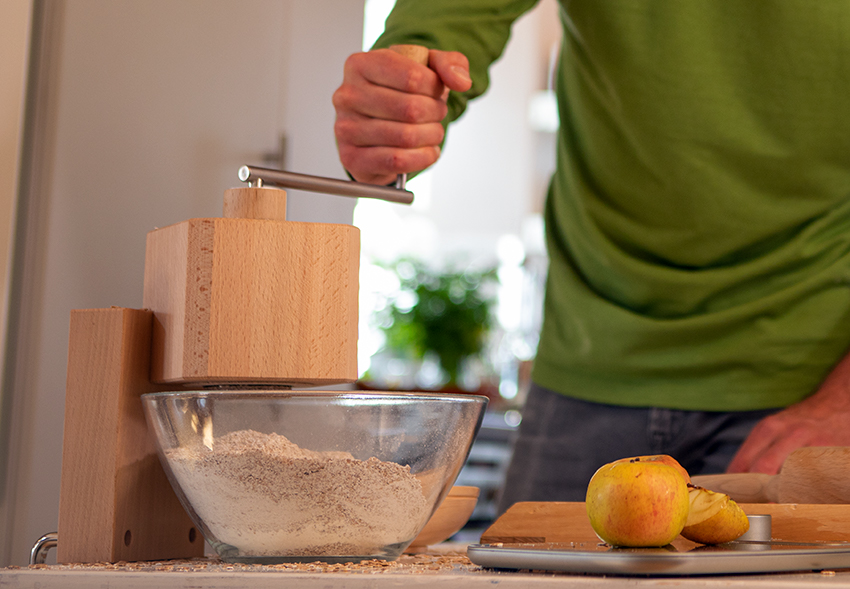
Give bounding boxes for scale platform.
[468,541,850,576]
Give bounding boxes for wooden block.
[57,308,202,563]
[480,501,850,547]
[143,214,360,386]
[223,186,287,221]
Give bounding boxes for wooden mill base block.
[143,216,360,386]
[58,308,202,563]
[58,187,361,563]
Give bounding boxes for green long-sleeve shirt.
[375,0,850,411]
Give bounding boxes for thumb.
[429,49,473,93]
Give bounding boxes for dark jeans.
[497,383,778,513]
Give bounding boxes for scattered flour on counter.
[165,430,431,557]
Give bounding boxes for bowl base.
[215,540,408,565]
[221,554,398,565]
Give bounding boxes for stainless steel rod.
[395,172,408,190]
[29,532,57,565]
[238,165,414,205]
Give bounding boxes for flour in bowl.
[164,430,431,558]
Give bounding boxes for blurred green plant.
[374,259,497,388]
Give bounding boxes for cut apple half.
[681,485,749,544]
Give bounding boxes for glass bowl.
[142,390,487,563]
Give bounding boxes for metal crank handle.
[238,165,413,205]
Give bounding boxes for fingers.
[337,50,447,117]
[333,79,449,127]
[428,50,473,93]
[749,435,809,475]
[335,112,445,184]
[728,430,808,476]
[335,113,445,150]
[365,49,446,96]
[726,410,830,475]
[725,419,780,474]
[333,48,468,184]
[336,144,442,186]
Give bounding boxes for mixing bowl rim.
[140,390,489,404]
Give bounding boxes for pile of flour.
[165,430,430,557]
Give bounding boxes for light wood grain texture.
[481,501,850,547]
[406,487,479,553]
[143,190,360,386]
[480,502,605,546]
[691,473,776,503]
[223,186,287,221]
[58,308,202,563]
[390,44,430,66]
[692,447,850,504]
[745,503,850,543]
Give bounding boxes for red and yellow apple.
[585,456,690,547]
[611,454,691,484]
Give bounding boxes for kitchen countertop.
[5,545,850,588]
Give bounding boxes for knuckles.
[395,123,444,149]
[333,117,358,144]
[396,96,446,124]
[395,126,420,149]
[397,99,426,124]
[397,66,429,94]
[331,84,357,111]
[343,51,371,75]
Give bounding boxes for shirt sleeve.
[372,0,542,128]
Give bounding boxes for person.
[332,1,850,506]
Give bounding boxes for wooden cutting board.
[480,502,850,547]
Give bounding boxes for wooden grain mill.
[54,166,414,564]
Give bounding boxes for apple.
[586,456,690,547]
[681,486,749,544]
[611,454,691,483]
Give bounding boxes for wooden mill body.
[57,187,360,563]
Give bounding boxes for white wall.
[283,3,358,225]
[0,0,364,566]
[0,0,31,412]
[0,2,30,302]
[0,0,34,568]
[429,4,551,259]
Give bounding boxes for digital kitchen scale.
[467,541,850,576]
